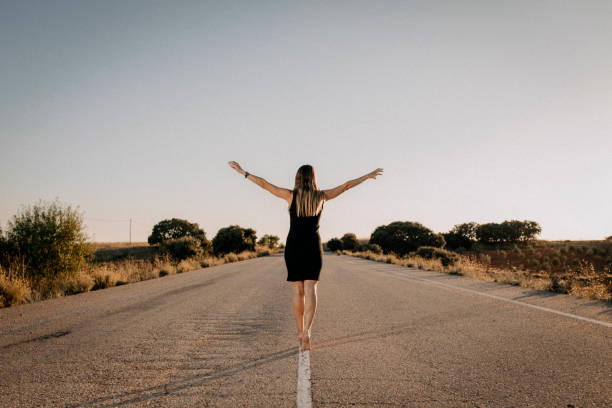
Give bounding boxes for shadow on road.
[2,329,71,350]
[70,322,421,407]
[312,323,418,351]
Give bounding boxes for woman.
[228,161,383,350]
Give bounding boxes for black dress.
[284,189,324,281]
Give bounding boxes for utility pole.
[129,218,132,246]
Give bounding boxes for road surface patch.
[375,267,612,328]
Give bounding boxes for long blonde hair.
[293,164,325,217]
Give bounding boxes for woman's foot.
[298,332,303,348]
[302,331,312,350]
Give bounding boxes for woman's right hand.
[368,168,384,179]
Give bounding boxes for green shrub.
[411,246,459,266]
[341,233,358,251]
[352,243,365,252]
[257,234,280,249]
[475,220,541,245]
[212,225,256,256]
[443,222,478,250]
[148,218,211,253]
[475,223,504,245]
[4,199,93,281]
[160,236,203,261]
[366,243,383,254]
[369,221,445,257]
[326,238,343,251]
[257,249,271,257]
[92,274,115,291]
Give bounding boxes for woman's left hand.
[228,161,244,174]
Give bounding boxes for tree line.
[326,219,543,256]
[148,218,280,260]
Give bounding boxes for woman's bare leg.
[302,280,319,350]
[291,281,305,346]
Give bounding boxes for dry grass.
[344,249,612,302]
[256,248,271,257]
[223,253,239,263]
[90,242,149,250]
[92,243,157,263]
[177,258,201,274]
[0,270,32,307]
[0,256,32,306]
[62,270,95,294]
[464,239,612,278]
[0,245,280,308]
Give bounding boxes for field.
[345,239,612,301]
[92,242,160,262]
[467,239,612,275]
[0,242,279,308]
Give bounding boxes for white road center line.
[297,349,313,408]
[378,268,612,328]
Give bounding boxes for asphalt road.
[1,253,610,407]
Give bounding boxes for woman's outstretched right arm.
[323,168,383,201]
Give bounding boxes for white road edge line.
[297,349,313,408]
[379,268,612,329]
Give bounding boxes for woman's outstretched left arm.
[228,161,292,201]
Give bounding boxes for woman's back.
[288,188,323,235]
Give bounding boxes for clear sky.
[1,1,611,244]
